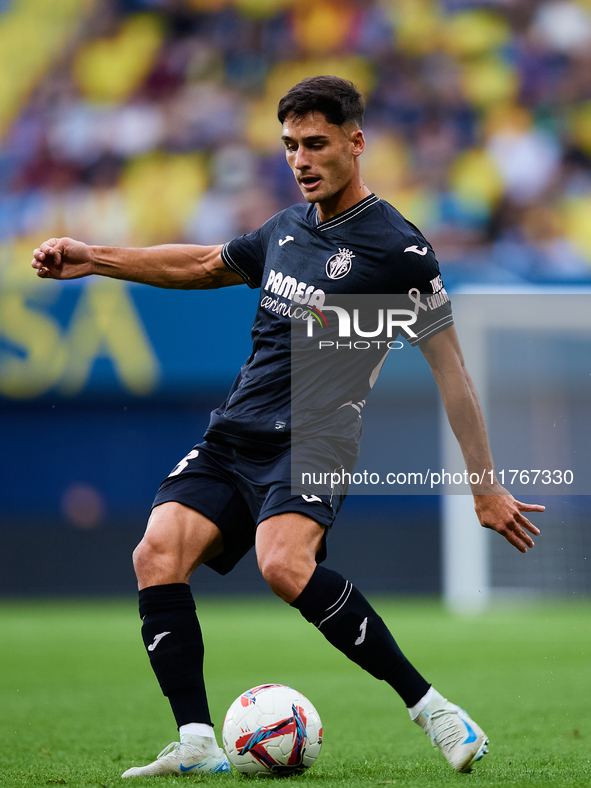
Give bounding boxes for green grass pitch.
[1,596,590,787]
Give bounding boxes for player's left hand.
[473,494,544,553]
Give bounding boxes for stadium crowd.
[3,0,591,286]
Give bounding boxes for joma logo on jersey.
[264,269,325,308]
[326,248,354,280]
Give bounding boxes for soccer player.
[32,76,544,777]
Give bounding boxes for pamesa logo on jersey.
[326,248,354,280]
[261,268,326,321]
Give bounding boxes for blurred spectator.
[485,106,561,205]
[1,0,591,284]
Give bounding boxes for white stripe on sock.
[318,582,352,629]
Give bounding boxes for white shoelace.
[157,739,219,761]
[157,742,183,759]
[427,708,464,750]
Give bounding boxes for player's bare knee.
[258,552,307,603]
[132,538,155,579]
[132,535,177,584]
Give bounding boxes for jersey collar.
[310,193,380,232]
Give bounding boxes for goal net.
[441,290,591,612]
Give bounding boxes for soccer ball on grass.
[222,684,323,776]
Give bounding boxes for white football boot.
[414,690,489,773]
[121,734,231,778]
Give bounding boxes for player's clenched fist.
[32,236,94,280]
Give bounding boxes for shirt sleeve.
[392,236,454,346]
[220,215,278,289]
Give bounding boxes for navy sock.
[291,566,430,707]
[139,583,212,728]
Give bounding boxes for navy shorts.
[152,439,348,575]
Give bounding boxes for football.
[222,684,323,776]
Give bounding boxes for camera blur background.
[0,0,590,598]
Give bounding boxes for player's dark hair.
[277,75,364,128]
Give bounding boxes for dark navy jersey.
[204,193,453,448]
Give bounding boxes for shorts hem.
[151,494,219,528]
[256,505,334,530]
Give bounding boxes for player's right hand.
[31,237,94,280]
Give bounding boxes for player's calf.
[291,565,431,705]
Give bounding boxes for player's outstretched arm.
[31,237,245,290]
[420,325,544,552]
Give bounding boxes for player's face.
[281,112,365,211]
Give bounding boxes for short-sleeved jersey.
[204,193,452,449]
